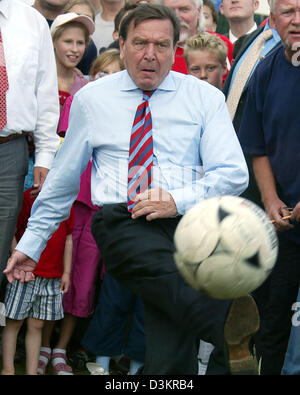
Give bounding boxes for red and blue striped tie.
[127,90,155,212]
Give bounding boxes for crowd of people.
[0,0,299,376]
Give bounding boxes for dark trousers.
[0,137,28,290]
[253,236,300,375]
[82,272,145,362]
[91,203,232,374]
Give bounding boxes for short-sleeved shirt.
[15,188,74,278]
[239,45,300,242]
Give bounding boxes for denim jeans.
[281,286,300,375]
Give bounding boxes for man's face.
[119,18,176,91]
[271,0,300,59]
[203,4,217,31]
[220,0,259,21]
[163,0,201,44]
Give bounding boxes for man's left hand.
[290,201,300,223]
[131,188,178,221]
[31,166,49,197]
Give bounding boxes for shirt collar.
[264,19,281,43]
[229,23,258,43]
[120,70,177,92]
[247,23,258,34]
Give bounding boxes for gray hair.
[192,0,205,33]
[190,0,204,7]
[268,0,276,12]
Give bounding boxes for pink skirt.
[62,202,102,317]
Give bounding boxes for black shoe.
[69,350,89,371]
[224,295,260,375]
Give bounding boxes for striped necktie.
[0,29,8,131]
[226,29,272,120]
[127,90,155,212]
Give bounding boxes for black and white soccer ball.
[174,196,278,299]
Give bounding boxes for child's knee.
[27,317,45,331]
[5,317,24,331]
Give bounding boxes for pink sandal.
[51,351,73,375]
[37,349,51,375]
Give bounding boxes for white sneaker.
[86,362,109,375]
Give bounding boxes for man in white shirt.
[220,0,259,43]
[0,0,60,290]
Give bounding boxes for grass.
[0,328,129,376]
[0,355,127,375]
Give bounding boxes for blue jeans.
[82,272,145,362]
[281,286,300,375]
[253,236,300,375]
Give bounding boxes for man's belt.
[0,132,28,145]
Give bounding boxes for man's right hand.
[266,200,294,232]
[3,250,36,283]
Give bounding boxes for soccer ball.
[174,196,278,299]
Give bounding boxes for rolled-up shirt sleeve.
[169,90,249,214]
[16,95,93,262]
[33,19,60,169]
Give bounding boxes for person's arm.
[169,91,249,215]
[60,234,73,293]
[5,94,93,282]
[10,236,17,255]
[133,87,249,220]
[133,89,249,220]
[31,18,60,196]
[253,155,293,232]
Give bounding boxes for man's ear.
[269,11,276,29]
[253,0,259,12]
[220,2,224,15]
[172,42,178,66]
[222,62,228,76]
[197,5,202,21]
[112,29,119,41]
[119,36,125,60]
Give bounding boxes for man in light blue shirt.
[5,4,257,375]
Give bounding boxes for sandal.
[51,351,73,375]
[37,348,51,375]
